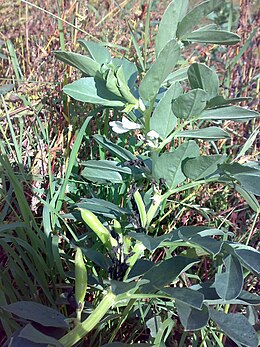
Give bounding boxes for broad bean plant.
[3,0,260,346]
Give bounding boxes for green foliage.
[1,0,260,346]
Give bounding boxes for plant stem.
[146,190,163,227]
[144,96,156,133]
[246,211,259,245]
[58,292,116,347]
[157,120,189,152]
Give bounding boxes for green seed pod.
[133,190,147,228]
[79,208,117,249]
[75,247,87,310]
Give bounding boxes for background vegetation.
[0,0,259,346]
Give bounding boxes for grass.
[0,0,259,345]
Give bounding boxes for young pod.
[78,208,117,249]
[75,247,87,314]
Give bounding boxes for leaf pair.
[56,40,138,108]
[156,0,240,56]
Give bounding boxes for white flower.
[137,98,146,111]
[109,116,142,134]
[146,130,160,148]
[147,130,159,140]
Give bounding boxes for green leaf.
[128,232,173,251]
[207,95,251,108]
[141,256,199,293]
[215,255,243,300]
[235,185,260,212]
[155,0,189,55]
[237,291,260,306]
[209,308,258,347]
[188,63,219,100]
[150,82,182,139]
[235,249,260,275]
[93,135,136,161]
[172,89,207,119]
[110,280,139,296]
[177,127,230,140]
[162,67,188,87]
[177,0,224,39]
[63,77,125,107]
[146,315,163,338]
[222,163,260,196]
[112,58,138,89]
[236,127,259,161]
[234,174,260,197]
[183,155,226,180]
[176,302,209,330]
[81,160,132,174]
[55,51,101,77]
[81,247,112,270]
[183,30,240,45]
[190,235,223,255]
[75,198,130,219]
[81,160,132,183]
[139,39,180,101]
[153,141,200,188]
[77,39,111,64]
[192,282,260,305]
[81,167,123,184]
[160,287,204,309]
[174,226,227,240]
[2,301,68,328]
[199,106,259,121]
[225,243,260,275]
[127,259,154,280]
[18,324,62,347]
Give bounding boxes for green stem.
[58,292,116,347]
[146,190,163,227]
[157,120,189,152]
[108,299,136,343]
[144,96,156,133]
[161,177,218,202]
[246,211,259,245]
[219,304,230,343]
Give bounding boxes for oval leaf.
[183,30,240,45]
[155,0,189,55]
[150,82,182,139]
[2,301,68,328]
[142,256,199,293]
[160,287,204,309]
[55,51,101,77]
[139,39,180,101]
[199,106,259,122]
[177,0,224,39]
[78,39,111,64]
[209,308,258,347]
[215,254,243,300]
[177,127,230,140]
[183,155,226,180]
[188,63,219,100]
[112,58,138,89]
[63,77,125,106]
[172,89,207,119]
[153,141,200,188]
[176,302,209,330]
